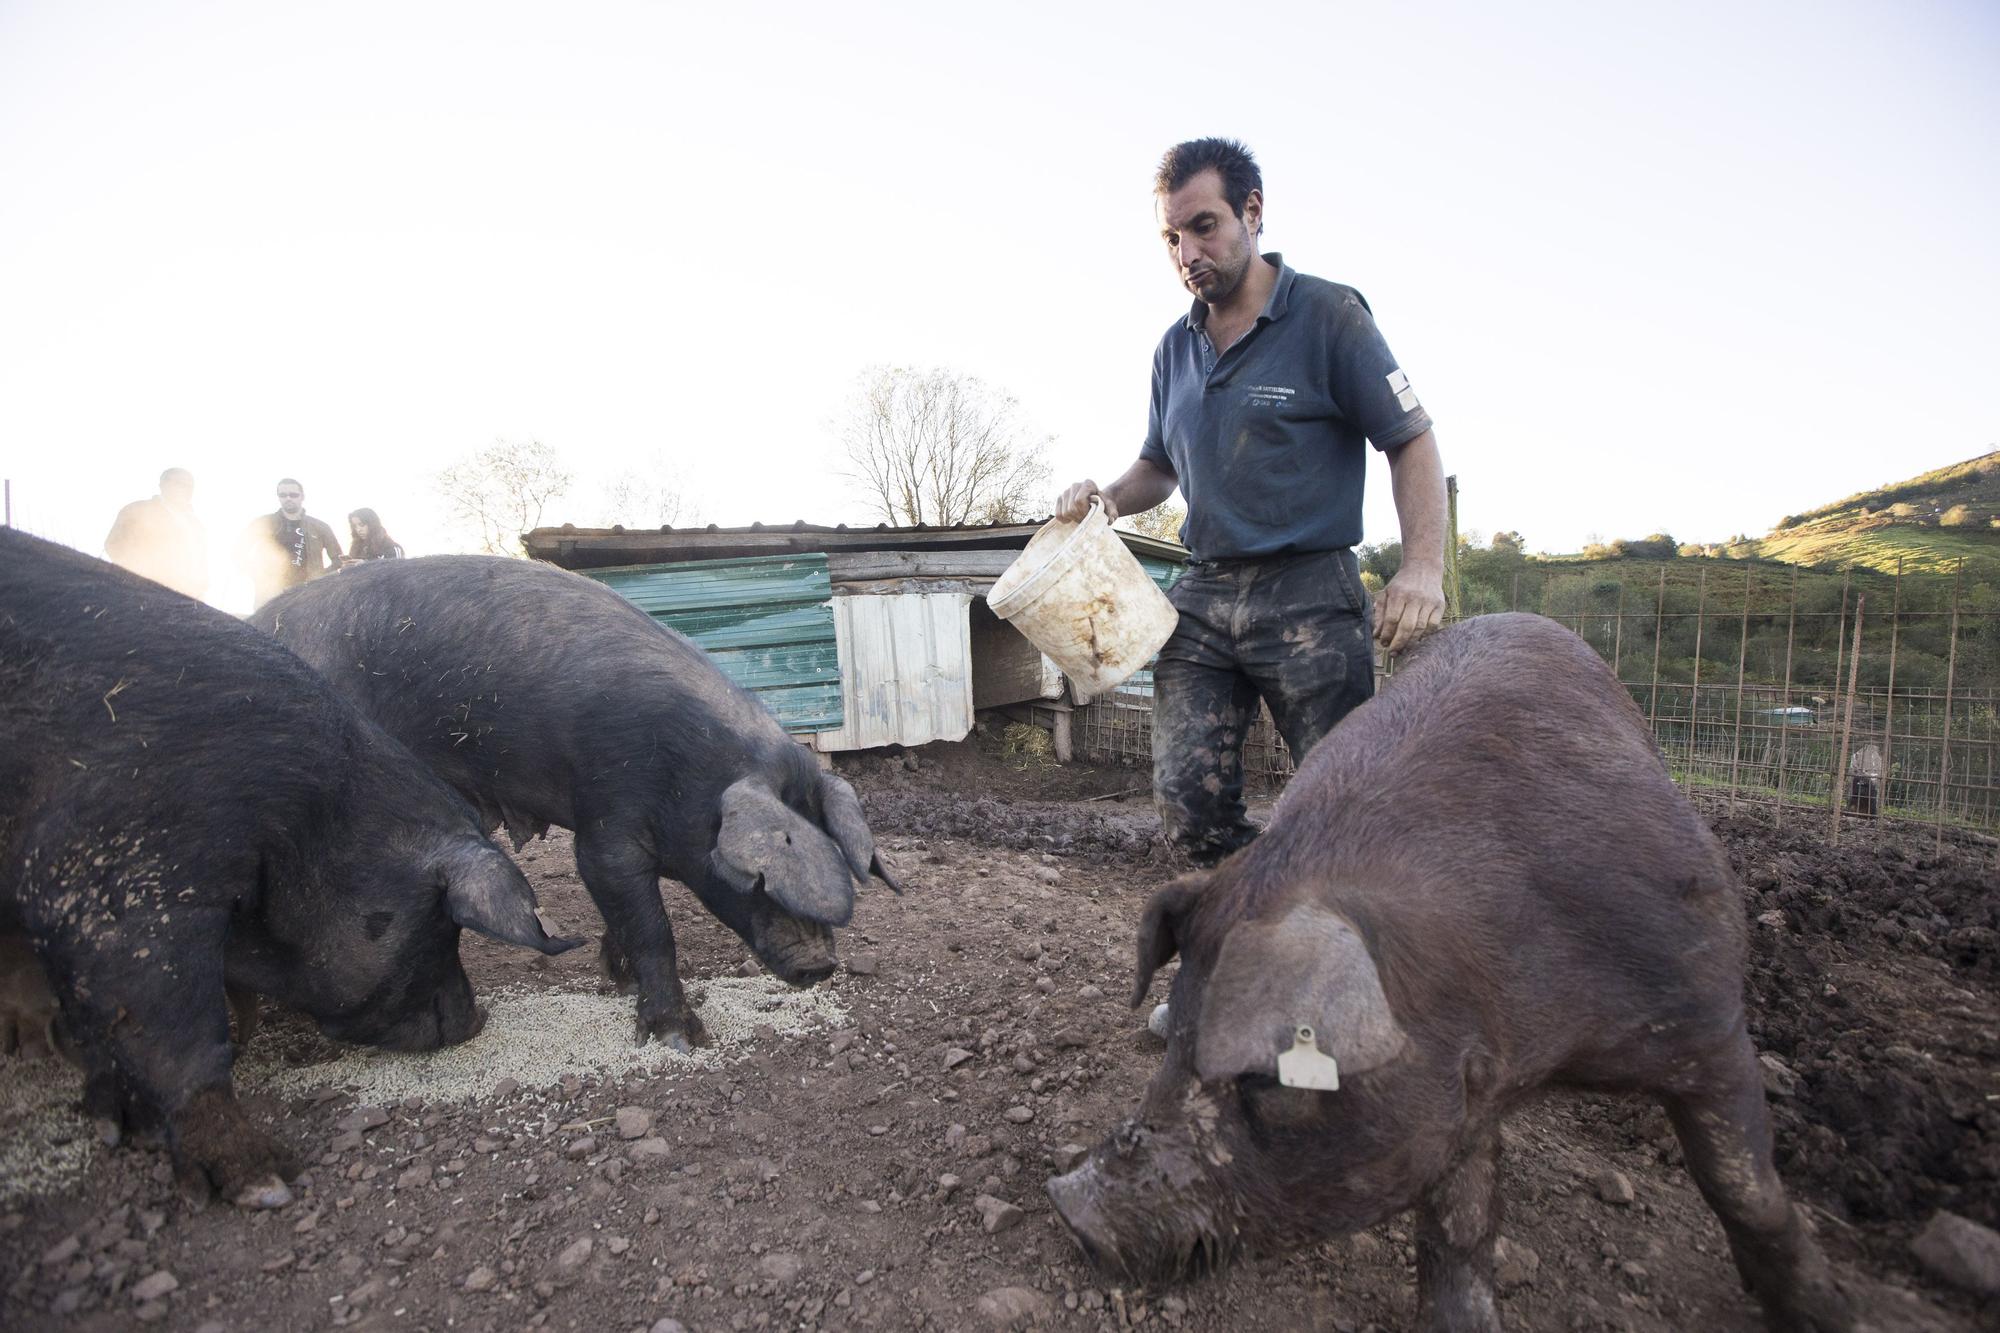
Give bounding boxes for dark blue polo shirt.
[1139,254,1433,561]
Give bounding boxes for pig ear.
[441,841,585,956]
[716,777,857,925]
[1130,873,1211,1009]
[818,771,902,894]
[1192,904,1407,1085]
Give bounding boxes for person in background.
[238,477,342,609]
[104,467,209,600]
[342,508,405,564]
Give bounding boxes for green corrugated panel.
[1120,554,1187,697]
[584,555,842,732]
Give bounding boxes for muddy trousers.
[1151,548,1376,866]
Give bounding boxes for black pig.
[0,531,578,1207]
[254,554,899,1048]
[1048,614,1850,1332]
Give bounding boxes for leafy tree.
[1359,540,1403,583]
[434,439,574,557]
[839,366,1052,526]
[591,451,696,529]
[1118,502,1188,545]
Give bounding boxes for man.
[1056,137,1447,865]
[104,467,209,600]
[239,477,342,609]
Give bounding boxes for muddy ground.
[2,736,1996,1332]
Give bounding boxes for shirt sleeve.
[1329,292,1434,451]
[1137,337,1173,472]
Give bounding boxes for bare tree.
[591,451,697,529]
[839,367,1052,526]
[1117,502,1187,545]
[434,439,574,556]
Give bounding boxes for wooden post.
[1611,580,1626,682]
[1831,596,1865,845]
[1510,571,1520,613]
[1444,475,1461,623]
[1933,562,1964,852]
[1881,558,1902,814]
[1051,709,1074,764]
[1647,568,1667,735]
[1687,566,1708,778]
[1775,568,1799,828]
[1728,567,1752,813]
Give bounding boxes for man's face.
[277,484,305,518]
[1157,169,1261,307]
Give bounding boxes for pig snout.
[328,970,486,1052]
[750,901,838,986]
[1046,1137,1242,1285]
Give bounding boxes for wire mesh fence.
[1074,559,2000,848]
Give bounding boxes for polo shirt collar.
[1184,252,1294,331]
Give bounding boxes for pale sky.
[2,0,1994,609]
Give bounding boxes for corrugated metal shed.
[583,555,842,732]
[809,593,973,751]
[1117,555,1186,698]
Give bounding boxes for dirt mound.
[1713,816,1999,1232]
[863,789,1163,859]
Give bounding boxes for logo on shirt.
[1386,369,1421,414]
[1245,383,1296,408]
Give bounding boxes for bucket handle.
[989,495,1107,620]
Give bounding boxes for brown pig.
[1048,613,1851,1332]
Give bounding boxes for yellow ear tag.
[1276,1024,1342,1092]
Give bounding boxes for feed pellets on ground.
[0,976,846,1203]
[238,976,848,1106]
[0,1056,92,1205]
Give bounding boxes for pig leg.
[34,905,298,1208]
[1663,1035,1853,1332]
[573,831,709,1050]
[1413,1123,1502,1333]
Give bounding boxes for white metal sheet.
[810,593,974,751]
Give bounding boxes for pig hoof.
[635,1008,710,1050]
[92,1116,122,1149]
[232,1176,294,1210]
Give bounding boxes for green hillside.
[1745,451,2000,578]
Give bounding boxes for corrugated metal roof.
[526,517,1190,571]
[583,555,843,732]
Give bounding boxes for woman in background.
[342,508,405,564]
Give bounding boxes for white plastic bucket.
[987,499,1179,698]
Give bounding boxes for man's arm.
[1054,457,1179,524]
[1375,428,1447,653]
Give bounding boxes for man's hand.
[1055,480,1118,524]
[1374,565,1445,654]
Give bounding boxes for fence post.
[1444,476,1461,623]
[1647,567,1667,735]
[1728,567,1752,813]
[1830,569,1851,733]
[1933,562,1964,852]
[1611,579,1625,682]
[1687,566,1708,779]
[1881,558,1902,813]
[1776,568,1800,829]
[1511,571,1520,613]
[1831,596,1866,845]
